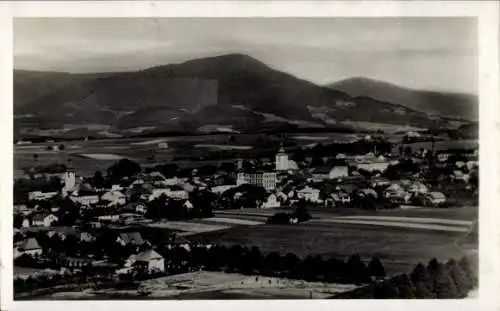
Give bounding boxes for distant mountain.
[14,54,446,138]
[327,77,478,121]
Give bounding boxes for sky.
[14,18,478,94]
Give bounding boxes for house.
[452,170,470,182]
[32,213,58,227]
[122,202,148,214]
[70,192,100,205]
[330,165,349,179]
[21,217,30,228]
[17,238,42,257]
[236,171,277,191]
[385,189,411,204]
[357,188,378,198]
[57,256,91,269]
[424,192,446,206]
[101,190,126,206]
[183,200,194,210]
[437,153,451,162]
[28,191,58,201]
[262,193,280,208]
[97,214,120,223]
[370,177,391,188]
[408,182,429,194]
[125,249,165,273]
[296,186,321,203]
[78,232,96,243]
[117,232,145,246]
[310,166,332,181]
[211,185,237,195]
[168,189,189,200]
[331,191,351,204]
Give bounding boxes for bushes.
[266,207,311,224]
[373,256,477,299]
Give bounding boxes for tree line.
[156,243,386,285]
[371,256,477,299]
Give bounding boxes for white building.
[211,185,237,195]
[101,190,126,206]
[32,213,58,227]
[262,193,280,208]
[62,167,76,195]
[70,193,100,205]
[237,172,277,191]
[329,166,349,179]
[296,186,321,203]
[125,250,165,273]
[168,189,189,200]
[28,191,58,201]
[424,192,446,206]
[275,144,289,171]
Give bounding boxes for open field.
[215,206,478,221]
[38,271,359,300]
[187,220,475,276]
[313,219,469,233]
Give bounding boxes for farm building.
[32,213,58,227]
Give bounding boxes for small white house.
[262,193,280,208]
[126,250,165,273]
[28,191,58,201]
[101,190,126,206]
[329,166,349,179]
[32,213,58,227]
[183,200,194,210]
[296,186,321,203]
[424,192,446,206]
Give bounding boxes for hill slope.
[327,77,478,121]
[14,54,444,137]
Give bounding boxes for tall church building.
[275,144,289,171]
[61,164,76,196]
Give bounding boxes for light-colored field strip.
[338,215,473,226]
[147,221,230,233]
[315,218,469,233]
[205,217,264,226]
[130,139,167,146]
[79,153,124,160]
[194,144,253,150]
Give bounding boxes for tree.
[373,281,399,298]
[427,258,442,277]
[91,171,106,189]
[14,214,24,229]
[107,158,141,181]
[283,252,301,276]
[446,258,470,297]
[368,256,386,278]
[459,256,478,289]
[395,274,416,298]
[262,252,282,276]
[248,246,263,272]
[59,144,65,151]
[346,254,371,284]
[434,267,459,298]
[294,206,311,222]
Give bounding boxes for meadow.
[187,218,475,276]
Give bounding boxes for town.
[13,133,479,299]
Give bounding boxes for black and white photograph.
[1,1,499,308]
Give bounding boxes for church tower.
[62,159,76,195]
[275,143,289,171]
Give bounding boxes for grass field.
[187,220,474,276]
